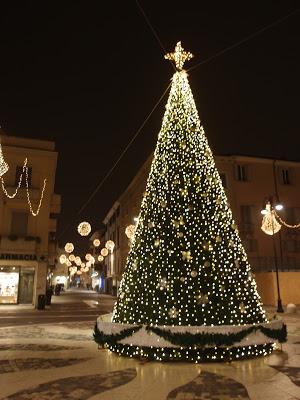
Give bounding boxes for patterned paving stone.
[3,368,137,399]
[272,366,300,388]
[0,358,90,374]
[167,370,250,400]
[0,344,82,351]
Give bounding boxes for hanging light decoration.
[105,240,115,253]
[90,256,95,264]
[86,260,92,268]
[68,254,75,262]
[66,260,72,267]
[261,202,281,235]
[98,255,104,262]
[64,243,74,253]
[93,239,100,247]
[101,248,109,257]
[81,263,85,268]
[0,144,8,178]
[125,224,136,240]
[85,253,92,261]
[77,221,91,236]
[77,270,82,275]
[59,254,67,264]
[84,266,90,272]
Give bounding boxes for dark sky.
[0,1,298,252]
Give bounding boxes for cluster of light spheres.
[77,221,91,236]
[93,239,100,247]
[112,43,267,338]
[64,243,74,253]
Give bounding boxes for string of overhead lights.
[0,157,47,217]
[274,210,300,229]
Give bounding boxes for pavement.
[0,291,299,399]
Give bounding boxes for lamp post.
[261,197,284,313]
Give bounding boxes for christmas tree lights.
[95,42,286,362]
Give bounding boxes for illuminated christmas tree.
[95,42,286,362]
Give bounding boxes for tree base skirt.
[94,314,286,362]
[105,342,275,362]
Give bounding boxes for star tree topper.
[164,41,193,71]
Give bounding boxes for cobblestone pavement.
[0,311,299,399]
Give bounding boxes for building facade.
[102,153,300,297]
[0,132,61,306]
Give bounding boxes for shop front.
[0,253,38,305]
[0,266,35,304]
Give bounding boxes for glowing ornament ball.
[64,243,74,253]
[59,254,67,264]
[93,239,100,247]
[68,254,75,262]
[98,255,104,262]
[101,248,109,257]
[78,221,91,236]
[105,240,115,253]
[125,224,136,240]
[85,253,92,261]
[75,256,81,266]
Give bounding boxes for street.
[0,291,299,399]
[0,288,116,327]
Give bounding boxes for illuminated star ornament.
[164,41,193,71]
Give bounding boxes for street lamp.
[261,197,284,313]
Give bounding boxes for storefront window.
[0,267,19,304]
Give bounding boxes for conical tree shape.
[113,47,266,328]
[0,137,9,177]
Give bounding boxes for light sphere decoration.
[66,260,72,267]
[101,248,109,257]
[77,221,91,236]
[93,239,100,247]
[90,256,95,264]
[105,240,115,253]
[68,254,75,262]
[64,242,74,253]
[81,263,85,268]
[86,261,92,268]
[76,270,82,275]
[125,224,136,240]
[85,253,92,261]
[84,266,90,272]
[98,255,104,262]
[59,254,67,264]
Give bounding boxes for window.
[219,173,227,188]
[11,212,28,237]
[279,168,291,185]
[15,166,32,187]
[236,165,247,182]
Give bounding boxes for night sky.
[0,1,298,252]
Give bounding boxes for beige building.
[0,131,60,306]
[102,153,300,305]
